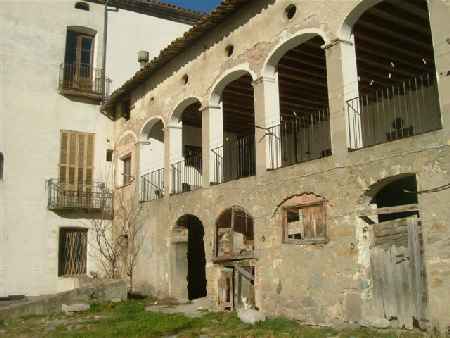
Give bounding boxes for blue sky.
[164,0,222,12]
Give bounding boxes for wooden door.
[370,215,426,329]
[218,268,234,311]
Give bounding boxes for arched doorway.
[175,214,207,300]
[362,174,427,329]
[342,0,442,149]
[140,118,165,201]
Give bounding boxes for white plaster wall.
[106,9,190,92]
[0,0,112,296]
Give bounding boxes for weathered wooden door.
[370,215,426,329]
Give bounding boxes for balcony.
[346,73,442,150]
[267,109,332,170]
[58,63,110,102]
[47,179,112,217]
[171,154,202,195]
[140,169,165,202]
[211,134,256,185]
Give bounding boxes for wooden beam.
[359,203,419,217]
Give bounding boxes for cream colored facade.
[0,0,193,297]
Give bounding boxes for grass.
[0,300,429,338]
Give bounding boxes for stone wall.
[0,279,127,320]
[111,0,450,333]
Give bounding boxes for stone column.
[202,105,223,186]
[324,38,359,164]
[166,123,183,194]
[252,76,281,176]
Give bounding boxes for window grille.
[58,228,87,276]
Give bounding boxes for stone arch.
[117,130,138,147]
[262,29,330,78]
[338,0,383,40]
[139,116,165,141]
[169,97,203,125]
[209,65,257,106]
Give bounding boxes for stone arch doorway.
[173,214,207,300]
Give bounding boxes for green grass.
[0,300,428,338]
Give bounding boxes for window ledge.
[283,238,328,245]
[212,253,256,263]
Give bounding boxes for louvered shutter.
[59,131,95,190]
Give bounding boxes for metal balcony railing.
[58,63,110,97]
[267,109,332,170]
[211,134,256,185]
[171,154,202,195]
[346,73,442,150]
[47,179,112,216]
[140,168,165,202]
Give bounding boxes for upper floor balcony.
[47,179,113,218]
[58,63,110,102]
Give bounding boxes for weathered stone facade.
[109,0,450,333]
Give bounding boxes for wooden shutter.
[303,204,326,239]
[59,131,95,190]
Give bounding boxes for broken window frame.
[215,206,254,260]
[282,200,328,245]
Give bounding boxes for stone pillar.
[167,123,183,194]
[429,0,450,136]
[202,105,223,185]
[252,76,281,176]
[324,39,358,164]
[163,126,171,197]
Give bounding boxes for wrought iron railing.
[140,168,165,202]
[58,63,110,97]
[211,134,256,184]
[171,155,202,195]
[346,73,441,150]
[47,179,112,215]
[267,109,332,170]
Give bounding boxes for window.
[0,152,3,180]
[59,131,95,189]
[106,149,113,162]
[216,206,254,258]
[58,228,88,276]
[121,155,132,186]
[62,28,95,91]
[282,195,327,244]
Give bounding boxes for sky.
[164,0,222,12]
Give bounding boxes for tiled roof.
[102,0,250,115]
[86,0,206,25]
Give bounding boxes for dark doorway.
[372,175,418,222]
[177,215,207,300]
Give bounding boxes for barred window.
[58,228,88,276]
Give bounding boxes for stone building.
[0,0,201,297]
[104,0,450,334]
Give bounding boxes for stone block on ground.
[62,303,90,314]
[237,308,266,325]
